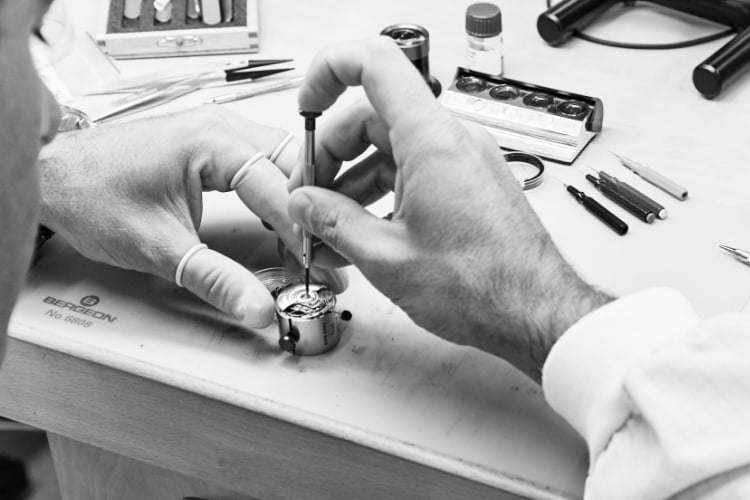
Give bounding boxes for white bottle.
[465,3,503,76]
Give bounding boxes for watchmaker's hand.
[288,38,611,382]
[39,106,346,329]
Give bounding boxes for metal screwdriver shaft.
[720,244,750,266]
[300,111,321,296]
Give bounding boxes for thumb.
[288,186,401,268]
[178,245,275,328]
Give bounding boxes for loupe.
[381,23,442,97]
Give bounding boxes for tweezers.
[91,59,293,123]
[88,59,292,95]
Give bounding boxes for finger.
[330,150,396,207]
[232,154,301,257]
[189,106,296,190]
[288,149,396,209]
[206,105,293,162]
[298,37,450,153]
[230,153,350,288]
[271,134,302,177]
[288,186,405,268]
[288,99,390,190]
[179,246,276,328]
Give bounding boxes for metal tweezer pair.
[91,59,293,124]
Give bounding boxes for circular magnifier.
[381,23,441,97]
[489,84,519,100]
[522,92,554,108]
[556,100,590,119]
[456,76,487,93]
[386,27,426,46]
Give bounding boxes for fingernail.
[235,301,275,329]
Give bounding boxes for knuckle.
[200,266,227,303]
[193,105,229,132]
[310,204,346,249]
[451,121,498,161]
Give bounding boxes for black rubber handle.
[693,24,750,98]
[567,185,629,235]
[586,175,655,223]
[581,194,629,235]
[537,0,619,46]
[649,0,750,30]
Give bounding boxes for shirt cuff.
[542,287,699,462]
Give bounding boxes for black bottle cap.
[466,3,502,38]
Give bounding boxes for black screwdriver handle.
[612,181,667,220]
[567,185,628,235]
[586,174,655,224]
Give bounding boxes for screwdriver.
[585,174,656,223]
[566,184,629,235]
[611,152,688,201]
[719,244,750,267]
[300,110,321,296]
[597,171,668,220]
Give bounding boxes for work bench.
[2,1,750,498]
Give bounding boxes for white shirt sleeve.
[542,287,750,500]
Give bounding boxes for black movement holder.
[537,0,750,98]
[441,67,603,163]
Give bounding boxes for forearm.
[37,134,85,232]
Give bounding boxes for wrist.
[522,270,614,383]
[466,241,614,384]
[37,141,71,231]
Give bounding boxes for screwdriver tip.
[719,244,736,253]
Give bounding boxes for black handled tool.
[586,174,656,224]
[566,184,629,235]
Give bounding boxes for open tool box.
[94,0,259,59]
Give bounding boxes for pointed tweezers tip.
[228,59,294,70]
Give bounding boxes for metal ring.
[503,152,545,190]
